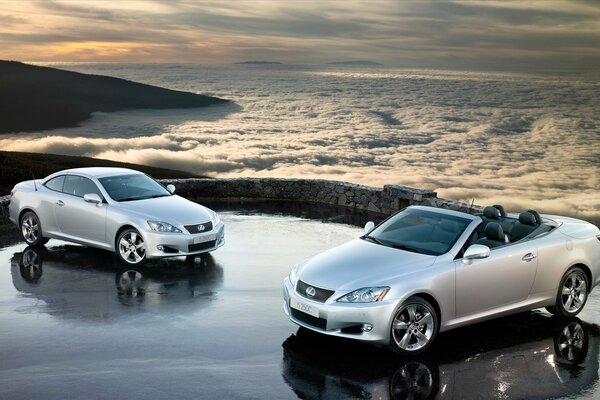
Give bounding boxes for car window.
[63,175,104,199]
[365,208,472,256]
[98,174,171,202]
[44,175,65,192]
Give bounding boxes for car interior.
[456,205,557,258]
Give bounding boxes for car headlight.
[147,221,182,233]
[212,211,220,226]
[289,263,300,285]
[337,287,390,303]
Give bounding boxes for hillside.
[0,60,228,134]
[0,151,203,194]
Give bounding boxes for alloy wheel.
[392,301,436,352]
[21,213,40,244]
[561,270,587,314]
[118,230,146,265]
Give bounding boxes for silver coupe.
[283,205,600,355]
[9,167,224,266]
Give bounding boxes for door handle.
[56,200,65,207]
[522,253,537,262]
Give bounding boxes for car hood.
[117,195,213,225]
[297,239,436,291]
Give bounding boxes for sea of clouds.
[1,64,598,223]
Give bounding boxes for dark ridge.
[0,60,229,134]
[235,61,282,65]
[327,60,384,66]
[0,151,205,194]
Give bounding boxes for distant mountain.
[0,60,229,134]
[235,61,282,65]
[328,60,384,66]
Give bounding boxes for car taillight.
[10,188,16,197]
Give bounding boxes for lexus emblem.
[197,224,205,232]
[305,286,316,297]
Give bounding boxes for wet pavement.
[0,205,599,399]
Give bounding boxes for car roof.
[48,167,144,180]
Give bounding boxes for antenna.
[32,174,37,191]
[468,198,474,214]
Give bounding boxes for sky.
[1,0,599,71]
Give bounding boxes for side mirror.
[83,193,102,205]
[166,184,176,194]
[463,244,490,264]
[364,221,375,235]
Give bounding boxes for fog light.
[157,245,164,251]
[361,324,373,332]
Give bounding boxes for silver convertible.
[283,205,600,355]
[9,167,224,266]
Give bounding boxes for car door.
[455,241,538,317]
[53,175,108,246]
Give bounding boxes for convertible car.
[9,167,224,266]
[283,205,600,355]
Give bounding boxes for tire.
[546,267,589,317]
[389,297,438,355]
[20,211,49,246]
[116,228,147,267]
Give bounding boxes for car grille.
[185,221,213,234]
[291,308,327,330]
[296,280,335,303]
[188,240,216,252]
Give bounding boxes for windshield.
[364,208,471,255]
[98,174,171,202]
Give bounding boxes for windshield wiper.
[391,244,425,254]
[362,235,386,246]
[149,194,170,199]
[118,197,143,202]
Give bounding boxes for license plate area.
[290,298,320,318]
[193,233,217,244]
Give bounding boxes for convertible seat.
[481,205,513,239]
[474,222,506,249]
[509,211,540,242]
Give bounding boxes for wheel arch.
[569,263,592,290]
[114,224,139,251]
[391,291,443,328]
[18,208,36,224]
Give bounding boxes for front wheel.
[389,297,438,355]
[546,267,588,317]
[20,211,49,246]
[116,229,147,266]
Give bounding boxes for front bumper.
[144,222,225,259]
[283,277,396,345]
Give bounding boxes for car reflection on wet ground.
[0,203,599,400]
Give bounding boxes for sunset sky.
[1,0,599,71]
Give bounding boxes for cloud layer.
[0,1,599,70]
[1,63,598,224]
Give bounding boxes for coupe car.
[283,205,600,355]
[9,167,224,266]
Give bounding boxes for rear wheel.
[20,211,49,246]
[546,267,588,317]
[116,229,147,266]
[389,297,438,355]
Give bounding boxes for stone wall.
[0,178,479,226]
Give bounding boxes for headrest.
[483,206,500,219]
[493,204,507,217]
[518,211,536,226]
[526,209,542,224]
[484,222,504,242]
